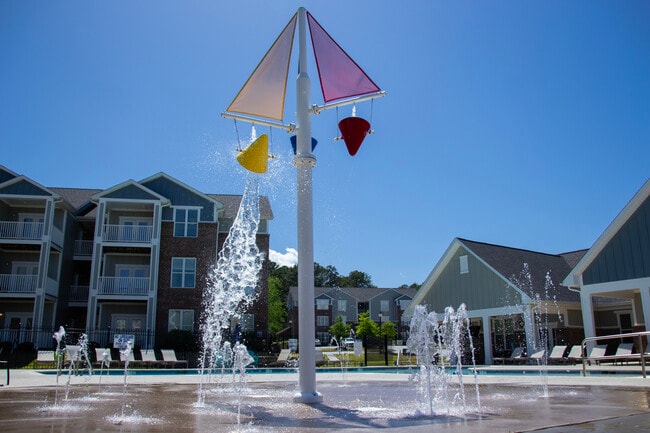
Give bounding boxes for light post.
[378,312,383,361]
[379,312,388,366]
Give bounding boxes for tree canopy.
[355,311,379,339]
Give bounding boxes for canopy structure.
[223,10,384,127]
[222,8,385,405]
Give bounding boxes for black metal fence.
[0,327,159,350]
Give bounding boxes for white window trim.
[460,255,469,274]
[168,309,195,332]
[173,207,201,238]
[171,257,197,288]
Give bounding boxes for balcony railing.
[102,224,153,243]
[70,285,89,302]
[97,276,149,296]
[74,240,93,256]
[0,274,38,294]
[0,221,44,240]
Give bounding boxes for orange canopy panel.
[226,14,297,121]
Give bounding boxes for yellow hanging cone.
[236,134,269,174]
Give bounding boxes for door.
[19,214,44,239]
[115,265,149,294]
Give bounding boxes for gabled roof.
[410,238,585,310]
[50,188,100,215]
[563,178,650,288]
[91,179,171,204]
[0,175,62,201]
[140,172,222,208]
[458,238,585,302]
[0,165,20,183]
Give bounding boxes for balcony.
[0,221,44,241]
[70,285,89,302]
[0,274,38,294]
[102,224,153,243]
[74,240,93,257]
[97,276,149,296]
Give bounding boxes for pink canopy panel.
[307,11,380,103]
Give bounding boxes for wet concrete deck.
[0,369,649,432]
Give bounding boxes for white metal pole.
[293,6,322,404]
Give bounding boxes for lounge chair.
[612,343,634,364]
[585,344,607,365]
[547,345,568,363]
[119,348,142,368]
[160,349,188,368]
[271,349,291,367]
[35,350,56,369]
[494,347,526,365]
[325,353,341,366]
[527,349,546,364]
[140,349,163,368]
[596,343,635,365]
[565,345,583,364]
[315,349,326,366]
[65,345,82,373]
[94,348,117,368]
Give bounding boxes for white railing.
[102,224,153,243]
[97,276,149,296]
[0,274,38,293]
[70,285,89,302]
[74,240,93,256]
[0,221,44,240]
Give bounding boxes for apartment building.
[0,166,272,349]
[287,286,417,344]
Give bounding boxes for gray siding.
[421,246,523,311]
[143,177,215,222]
[0,179,52,196]
[583,195,650,284]
[105,184,158,200]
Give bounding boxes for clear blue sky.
[2,1,649,287]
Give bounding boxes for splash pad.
[2,370,649,432]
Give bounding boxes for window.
[169,309,194,332]
[174,208,199,237]
[380,300,389,313]
[398,299,411,310]
[317,316,329,326]
[460,255,469,274]
[241,314,255,332]
[337,300,347,311]
[316,299,329,310]
[171,257,196,288]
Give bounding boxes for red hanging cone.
[338,117,370,156]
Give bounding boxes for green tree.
[354,311,378,366]
[399,282,421,290]
[314,263,341,287]
[268,276,287,337]
[355,311,379,339]
[380,321,397,341]
[339,270,375,288]
[328,315,351,342]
